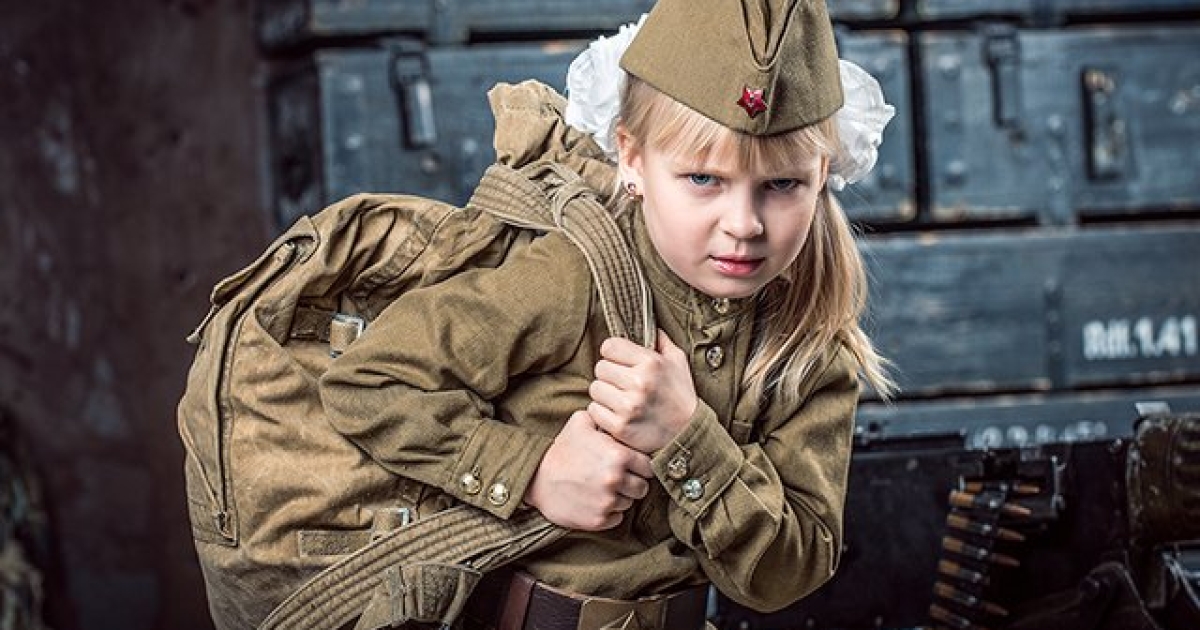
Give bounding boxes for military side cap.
[620,0,844,136]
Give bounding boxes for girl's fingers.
[588,380,627,415]
[600,336,653,366]
[586,400,621,435]
[597,512,625,531]
[624,451,654,479]
[618,473,650,501]
[655,329,678,353]
[593,358,636,391]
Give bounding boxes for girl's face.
[620,138,828,299]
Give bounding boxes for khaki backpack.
[177,160,654,630]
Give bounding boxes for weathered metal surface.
[257,0,900,50]
[836,30,916,224]
[917,0,1200,21]
[857,385,1200,448]
[258,0,657,48]
[865,231,1056,396]
[921,25,1200,224]
[864,226,1200,397]
[1058,229,1200,387]
[267,40,584,228]
[265,30,916,229]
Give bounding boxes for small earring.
[624,181,641,200]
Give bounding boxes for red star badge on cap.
[737,86,767,118]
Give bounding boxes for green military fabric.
[260,505,565,630]
[620,0,844,135]
[178,101,655,626]
[179,190,522,629]
[321,81,860,611]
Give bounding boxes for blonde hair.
[617,76,895,404]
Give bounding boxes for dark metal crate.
[920,24,1200,225]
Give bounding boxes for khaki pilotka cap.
[620,0,844,136]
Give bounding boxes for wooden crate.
[864,225,1200,397]
[257,0,901,50]
[921,25,1200,224]
[264,31,916,228]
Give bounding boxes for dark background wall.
[1,0,264,627]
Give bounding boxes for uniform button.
[682,479,705,501]
[705,345,725,369]
[712,298,730,314]
[487,483,510,506]
[666,455,690,481]
[459,472,482,495]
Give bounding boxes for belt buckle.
[577,596,666,629]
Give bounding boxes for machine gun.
[712,406,1200,630]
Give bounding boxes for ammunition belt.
[930,479,1040,629]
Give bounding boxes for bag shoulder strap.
[260,505,565,629]
[471,162,655,349]
[259,165,655,630]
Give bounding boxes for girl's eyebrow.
[671,158,818,181]
[668,157,719,173]
[763,166,819,180]
[755,156,826,180]
[668,156,740,178]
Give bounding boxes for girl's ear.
[615,123,644,188]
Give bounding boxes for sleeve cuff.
[652,399,744,519]
[449,420,554,518]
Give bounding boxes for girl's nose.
[720,193,765,239]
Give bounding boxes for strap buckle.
[329,312,366,357]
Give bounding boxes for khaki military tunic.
[319,82,859,612]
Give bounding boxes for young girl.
[320,0,894,626]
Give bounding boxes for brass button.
[666,455,690,481]
[712,298,730,314]
[682,479,704,501]
[705,345,725,369]
[487,483,510,506]
[459,472,482,495]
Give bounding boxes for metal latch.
[329,312,366,358]
[388,40,438,149]
[983,24,1023,133]
[1082,67,1129,181]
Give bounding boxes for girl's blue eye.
[766,179,801,192]
[688,173,716,186]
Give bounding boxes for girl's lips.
[710,255,764,277]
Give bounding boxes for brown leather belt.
[464,570,709,630]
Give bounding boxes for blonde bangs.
[623,77,839,174]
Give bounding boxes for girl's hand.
[588,330,698,454]
[525,410,653,531]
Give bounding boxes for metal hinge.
[982,24,1023,134]
[387,39,438,149]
